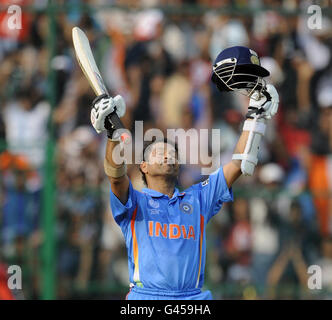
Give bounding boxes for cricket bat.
[72,27,129,142]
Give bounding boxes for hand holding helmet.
[211,46,280,176]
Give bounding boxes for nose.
[164,154,176,164]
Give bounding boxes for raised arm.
[90,94,129,204]
[223,84,279,188]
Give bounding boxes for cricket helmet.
[211,46,270,97]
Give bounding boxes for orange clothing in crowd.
[308,154,332,236]
[0,265,14,300]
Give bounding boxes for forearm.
[232,125,251,169]
[105,138,129,204]
[105,139,124,167]
[223,123,251,188]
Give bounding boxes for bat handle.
[106,112,130,143]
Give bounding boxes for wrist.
[106,127,116,140]
[107,136,120,143]
[245,106,265,119]
[105,116,118,140]
[104,159,127,178]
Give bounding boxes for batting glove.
[90,94,126,136]
[246,84,279,120]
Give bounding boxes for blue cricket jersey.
[109,167,233,293]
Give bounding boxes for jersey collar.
[142,187,186,199]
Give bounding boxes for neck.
[147,176,176,198]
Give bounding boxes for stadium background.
[0,0,332,300]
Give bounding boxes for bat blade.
[72,27,109,96]
[72,27,129,144]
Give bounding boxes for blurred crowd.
[0,0,332,299]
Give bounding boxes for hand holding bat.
[91,93,126,140]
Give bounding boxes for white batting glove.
[90,94,126,134]
[247,84,279,120]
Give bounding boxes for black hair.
[139,138,178,186]
[16,85,42,106]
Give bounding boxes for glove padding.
[246,84,279,120]
[90,94,126,134]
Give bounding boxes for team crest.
[148,199,160,208]
[250,55,260,65]
[180,202,193,214]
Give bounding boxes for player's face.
[144,142,179,179]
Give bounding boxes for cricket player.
[90,46,279,300]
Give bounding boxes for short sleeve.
[110,180,137,227]
[199,167,233,223]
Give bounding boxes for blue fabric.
[2,188,40,243]
[127,286,213,300]
[110,167,233,295]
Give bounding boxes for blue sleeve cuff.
[220,168,234,203]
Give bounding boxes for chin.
[166,168,179,178]
[156,163,179,177]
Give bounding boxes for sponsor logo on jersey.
[201,178,209,187]
[150,209,160,215]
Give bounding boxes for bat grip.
[106,112,130,143]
